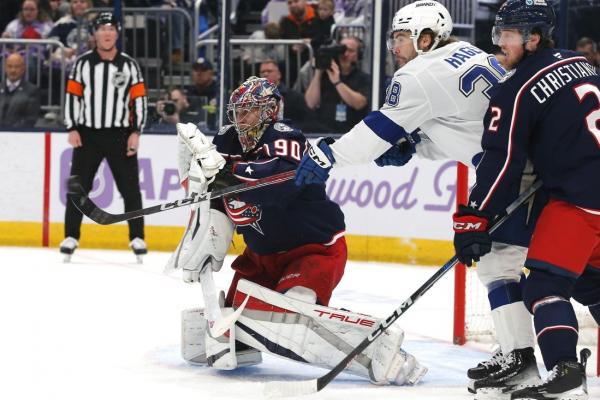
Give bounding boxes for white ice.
[0,247,597,400]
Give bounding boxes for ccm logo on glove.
[453,218,488,231]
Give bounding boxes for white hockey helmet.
[389,1,453,54]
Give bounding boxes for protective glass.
[492,27,529,46]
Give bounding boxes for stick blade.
[263,379,318,398]
[66,175,114,225]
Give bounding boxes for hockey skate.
[472,347,541,399]
[468,349,506,393]
[510,349,591,400]
[129,238,147,263]
[59,237,78,262]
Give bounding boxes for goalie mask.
[227,77,281,153]
[387,0,453,54]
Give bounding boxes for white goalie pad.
[228,280,427,385]
[181,307,263,369]
[164,201,234,282]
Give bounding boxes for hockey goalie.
[166,76,427,386]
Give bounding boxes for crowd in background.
[0,0,598,133]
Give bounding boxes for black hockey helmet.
[492,0,555,45]
[93,12,121,32]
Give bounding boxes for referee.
[60,12,148,261]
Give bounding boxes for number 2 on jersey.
[573,83,600,148]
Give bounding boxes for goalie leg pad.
[181,307,262,368]
[370,332,427,386]
[181,307,208,365]
[229,279,427,385]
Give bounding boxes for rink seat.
[0,131,458,266]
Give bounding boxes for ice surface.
[0,247,597,400]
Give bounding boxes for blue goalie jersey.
[470,49,600,216]
[212,122,346,255]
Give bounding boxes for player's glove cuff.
[294,137,336,186]
[453,205,492,267]
[452,205,491,232]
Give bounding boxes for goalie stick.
[264,180,543,398]
[67,170,295,225]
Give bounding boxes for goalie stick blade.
[207,294,250,338]
[263,379,318,398]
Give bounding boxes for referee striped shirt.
[64,50,147,132]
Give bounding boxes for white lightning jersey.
[331,41,505,167]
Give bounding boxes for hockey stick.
[264,180,543,398]
[67,170,295,225]
[199,263,250,338]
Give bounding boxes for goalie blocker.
[182,279,427,385]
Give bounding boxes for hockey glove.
[453,205,492,267]
[177,122,226,182]
[375,130,421,167]
[294,137,336,186]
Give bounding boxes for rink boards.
[0,131,461,265]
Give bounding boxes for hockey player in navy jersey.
[295,1,546,395]
[168,77,427,386]
[452,1,600,399]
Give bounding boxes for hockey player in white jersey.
[295,0,543,396]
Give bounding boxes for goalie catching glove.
[176,122,226,194]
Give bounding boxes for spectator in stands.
[186,58,217,130]
[45,0,68,22]
[2,0,54,39]
[311,0,335,51]
[575,37,599,71]
[279,0,317,82]
[48,0,93,66]
[187,57,217,99]
[279,0,317,39]
[0,53,41,127]
[304,36,369,133]
[92,0,111,6]
[243,22,286,65]
[259,59,314,129]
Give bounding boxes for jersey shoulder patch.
[273,122,294,132]
[218,124,234,136]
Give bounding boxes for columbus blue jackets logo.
[224,198,264,235]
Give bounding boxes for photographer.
[304,37,370,133]
[155,88,195,125]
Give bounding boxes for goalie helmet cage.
[452,163,600,376]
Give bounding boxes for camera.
[315,43,347,70]
[163,101,177,116]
